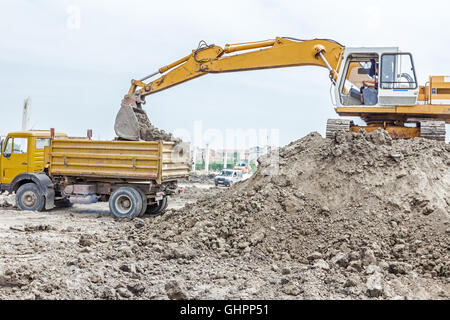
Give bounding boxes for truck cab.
[0,130,67,192]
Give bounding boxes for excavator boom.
[115,38,345,140]
[134,38,344,95]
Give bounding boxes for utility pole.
[205,143,210,173]
[22,97,31,131]
[192,146,197,171]
[223,150,228,169]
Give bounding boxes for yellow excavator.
[115,37,450,141]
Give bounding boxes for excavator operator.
[360,59,379,105]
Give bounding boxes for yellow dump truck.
[0,130,190,218]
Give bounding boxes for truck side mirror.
[3,152,11,158]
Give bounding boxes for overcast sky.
[1,0,449,147]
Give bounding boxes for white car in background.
[214,169,243,187]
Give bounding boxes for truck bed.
[46,139,190,184]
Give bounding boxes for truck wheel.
[131,187,147,217]
[109,187,143,219]
[16,183,45,212]
[145,197,168,216]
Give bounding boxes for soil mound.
[140,130,449,293]
[136,112,181,143]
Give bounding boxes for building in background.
[191,145,278,172]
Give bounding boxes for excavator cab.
[332,47,448,140]
[336,48,419,108]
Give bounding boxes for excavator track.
[419,121,446,141]
[326,119,354,139]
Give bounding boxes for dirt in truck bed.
[0,130,449,300]
[136,112,181,143]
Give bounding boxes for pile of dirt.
[136,112,181,143]
[188,172,216,184]
[132,129,449,298]
[179,185,223,201]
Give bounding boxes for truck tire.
[109,187,143,219]
[16,183,45,212]
[131,187,147,217]
[145,197,168,216]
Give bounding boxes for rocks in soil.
[134,219,145,229]
[313,259,330,270]
[117,287,132,298]
[136,112,181,143]
[188,173,216,184]
[282,282,302,296]
[79,234,96,247]
[366,272,383,298]
[0,194,15,208]
[308,252,323,261]
[281,268,291,275]
[165,280,187,300]
[127,283,146,296]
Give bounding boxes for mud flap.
[44,185,55,210]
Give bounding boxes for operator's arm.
[362,80,376,88]
[128,37,345,102]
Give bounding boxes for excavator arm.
[115,37,345,140]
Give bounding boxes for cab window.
[380,53,417,89]
[339,54,379,106]
[3,138,12,156]
[13,138,28,154]
[36,138,51,149]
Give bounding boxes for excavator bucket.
[114,95,151,141]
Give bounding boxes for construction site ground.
[0,130,449,300]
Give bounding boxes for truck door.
[1,137,29,185]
